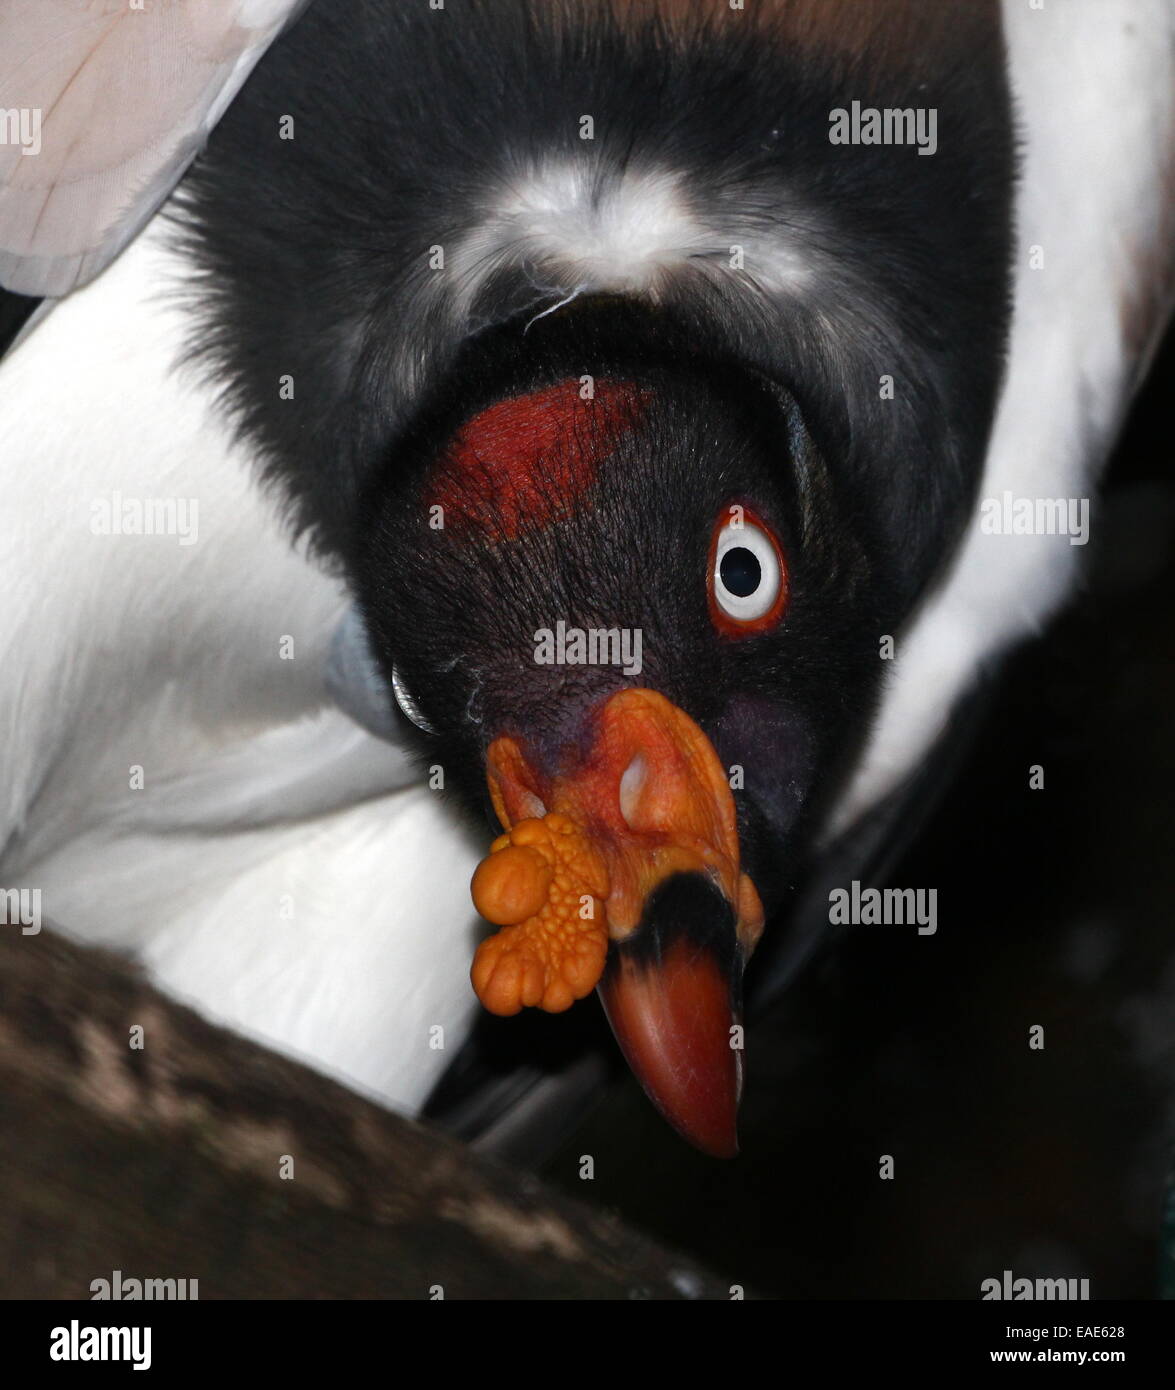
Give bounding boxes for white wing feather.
[829,0,1175,834]
[0,0,305,297]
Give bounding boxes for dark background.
[540,332,1175,1299]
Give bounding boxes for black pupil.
[720,547,761,598]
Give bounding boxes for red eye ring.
[707,504,789,638]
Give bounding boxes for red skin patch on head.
[429,378,649,541]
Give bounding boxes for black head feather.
[172,0,1016,915]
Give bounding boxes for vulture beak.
[470,687,765,1157]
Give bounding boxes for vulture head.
[349,295,943,1155]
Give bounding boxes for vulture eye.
[708,507,788,636]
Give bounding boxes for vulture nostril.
[619,754,648,828]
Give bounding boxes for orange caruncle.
[470,813,610,1015]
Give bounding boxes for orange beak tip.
[598,926,743,1160]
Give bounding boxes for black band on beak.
[598,872,744,1158]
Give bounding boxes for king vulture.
[0,0,1171,1159]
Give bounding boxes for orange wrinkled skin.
[471,814,610,1015]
